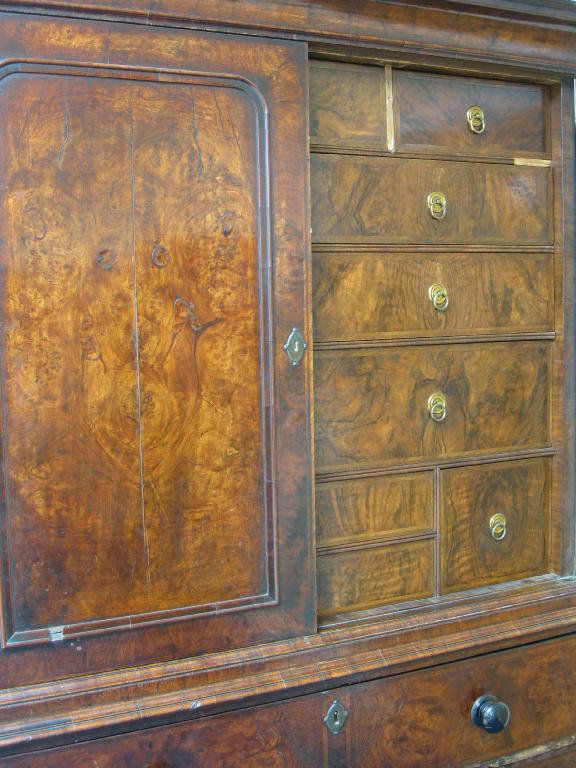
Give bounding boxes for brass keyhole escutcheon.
[467,106,486,134]
[428,393,447,423]
[427,192,447,220]
[490,513,507,541]
[429,283,449,312]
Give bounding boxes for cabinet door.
[0,13,313,684]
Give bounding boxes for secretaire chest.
[0,2,575,766]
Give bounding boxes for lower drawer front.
[4,636,576,767]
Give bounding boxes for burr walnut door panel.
[0,14,313,670]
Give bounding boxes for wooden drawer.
[337,635,576,767]
[317,539,435,617]
[313,250,554,342]
[394,70,549,159]
[309,60,387,151]
[316,472,434,548]
[440,458,551,593]
[315,341,550,474]
[7,635,576,767]
[0,694,327,767]
[311,155,552,245]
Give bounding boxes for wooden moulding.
[0,0,575,73]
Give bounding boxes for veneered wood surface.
[316,472,434,548]
[317,539,434,616]
[5,634,576,767]
[0,691,329,767]
[1,72,270,640]
[2,0,576,75]
[313,250,554,342]
[314,342,550,474]
[0,13,314,679]
[441,458,550,592]
[309,60,387,150]
[336,634,576,767]
[394,70,549,159]
[311,155,552,245]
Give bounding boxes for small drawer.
[440,458,551,593]
[311,155,552,246]
[314,341,550,474]
[309,60,387,150]
[313,251,554,342]
[317,539,434,617]
[339,635,576,767]
[316,472,434,548]
[394,70,549,160]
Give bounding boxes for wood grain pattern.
[0,13,315,675]
[309,60,387,150]
[0,692,329,767]
[317,539,434,616]
[394,70,549,159]
[0,71,272,641]
[337,635,576,767]
[440,458,551,592]
[3,0,576,75]
[316,472,434,548]
[311,155,553,245]
[314,342,550,474]
[313,250,554,342]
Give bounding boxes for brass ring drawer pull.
[428,393,447,423]
[467,105,486,134]
[490,513,507,541]
[427,192,447,220]
[429,283,449,311]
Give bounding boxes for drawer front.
[311,155,552,245]
[440,457,551,593]
[394,70,549,159]
[313,251,554,342]
[309,60,387,150]
[317,539,435,617]
[339,635,576,767]
[316,472,434,548]
[1,694,327,767]
[5,636,576,768]
[315,342,550,474]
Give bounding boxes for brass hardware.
[428,393,447,423]
[283,328,307,366]
[429,283,449,312]
[324,700,348,736]
[467,106,486,134]
[489,513,507,541]
[427,192,447,220]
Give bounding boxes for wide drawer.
[311,155,552,246]
[313,250,554,342]
[4,635,576,767]
[338,635,576,767]
[314,341,550,474]
[394,70,549,160]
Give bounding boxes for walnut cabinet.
[0,1,576,766]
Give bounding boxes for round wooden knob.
[471,695,511,734]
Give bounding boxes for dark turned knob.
[471,695,511,734]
